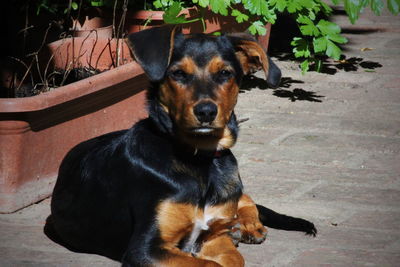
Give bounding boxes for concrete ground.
[1,8,399,267]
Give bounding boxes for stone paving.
[1,8,399,267]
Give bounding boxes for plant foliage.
[34,0,400,73]
[153,0,398,73]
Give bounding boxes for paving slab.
[1,8,399,267]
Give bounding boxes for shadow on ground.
[322,56,383,75]
[240,76,304,92]
[240,76,324,102]
[273,88,324,102]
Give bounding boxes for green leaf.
[248,21,267,35]
[291,37,311,58]
[300,59,310,74]
[313,37,327,53]
[371,0,384,15]
[163,2,187,24]
[243,0,274,15]
[210,0,230,15]
[344,0,363,24]
[299,24,320,36]
[388,0,400,13]
[269,0,286,12]
[298,16,320,36]
[193,0,210,7]
[274,0,287,12]
[232,9,249,23]
[326,39,342,60]
[297,15,311,24]
[327,33,348,44]
[90,0,104,7]
[298,0,315,9]
[291,37,303,45]
[287,0,302,13]
[308,10,316,20]
[153,0,163,9]
[319,0,333,15]
[71,2,78,10]
[317,19,341,35]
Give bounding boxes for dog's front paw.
[232,217,268,244]
[240,216,268,244]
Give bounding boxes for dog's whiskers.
[237,118,250,124]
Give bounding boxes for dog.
[48,25,316,266]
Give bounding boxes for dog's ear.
[127,25,181,82]
[228,34,281,88]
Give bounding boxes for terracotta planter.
[70,7,113,38]
[125,10,165,33]
[125,8,271,51]
[72,25,113,38]
[0,38,149,213]
[44,37,133,71]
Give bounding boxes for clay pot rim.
[130,10,165,20]
[71,25,113,37]
[128,7,197,20]
[0,61,144,113]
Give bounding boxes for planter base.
[0,62,148,213]
[0,173,56,213]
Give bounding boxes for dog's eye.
[219,70,232,77]
[170,69,187,81]
[214,69,233,83]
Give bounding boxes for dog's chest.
[170,155,242,201]
[156,200,237,253]
[156,154,242,251]
[183,202,238,253]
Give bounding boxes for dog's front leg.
[235,194,268,244]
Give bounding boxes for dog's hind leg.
[197,234,244,267]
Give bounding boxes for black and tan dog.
[48,26,316,266]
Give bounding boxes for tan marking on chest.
[204,201,238,222]
[156,200,239,250]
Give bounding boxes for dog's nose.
[194,101,218,123]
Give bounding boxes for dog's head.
[127,26,281,151]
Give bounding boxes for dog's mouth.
[179,123,233,150]
[186,123,224,135]
[190,127,216,134]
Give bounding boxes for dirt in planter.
[43,67,103,93]
[0,67,102,98]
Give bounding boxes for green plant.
[151,0,399,73]
[336,0,399,23]
[35,0,115,15]
[290,0,399,73]
[33,0,400,73]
